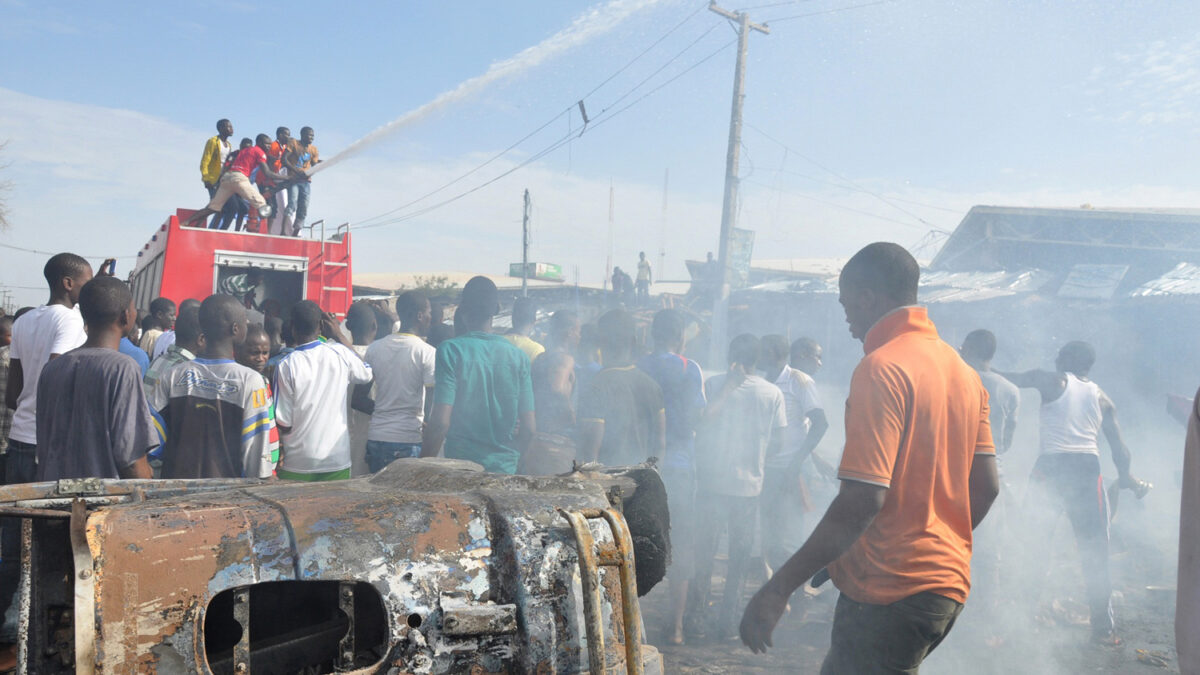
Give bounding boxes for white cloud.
[1086,35,1200,128]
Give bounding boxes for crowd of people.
[185,120,320,235]
[0,240,1180,672]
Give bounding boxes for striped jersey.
[149,357,278,479]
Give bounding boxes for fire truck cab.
[129,209,353,318]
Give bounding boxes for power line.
[353,3,714,228]
[735,0,817,10]
[742,177,933,230]
[745,123,948,231]
[766,0,896,23]
[356,34,739,231]
[760,166,963,214]
[0,242,136,260]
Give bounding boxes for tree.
[398,275,460,296]
[0,142,10,231]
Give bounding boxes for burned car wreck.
[1,458,669,674]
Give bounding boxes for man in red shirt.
[184,134,290,229]
[740,242,1000,673]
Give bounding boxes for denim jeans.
[290,181,311,231]
[365,440,421,473]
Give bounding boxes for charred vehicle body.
[2,458,668,674]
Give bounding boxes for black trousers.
[821,591,963,674]
[1026,452,1114,636]
[0,441,36,638]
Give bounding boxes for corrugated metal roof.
[919,269,1053,304]
[1131,262,1200,297]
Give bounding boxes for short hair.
[791,337,820,360]
[301,126,314,135]
[840,242,919,304]
[396,291,429,324]
[512,297,537,329]
[150,297,176,317]
[179,298,202,312]
[761,334,789,363]
[961,329,997,361]
[549,309,578,337]
[650,309,684,347]
[597,309,635,355]
[174,305,202,345]
[13,307,34,321]
[346,301,377,334]
[243,322,270,345]
[43,253,90,290]
[459,276,499,322]
[1058,341,1096,375]
[140,314,160,331]
[255,133,271,145]
[199,294,246,341]
[728,333,760,368]
[276,126,289,137]
[0,316,13,333]
[239,137,253,149]
[216,118,230,132]
[79,277,132,327]
[289,300,324,338]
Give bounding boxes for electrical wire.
[356,34,739,231]
[0,242,136,260]
[745,123,948,231]
[760,166,963,214]
[742,178,932,230]
[766,0,896,23]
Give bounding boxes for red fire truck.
[129,209,354,318]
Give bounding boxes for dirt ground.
[638,494,1181,674]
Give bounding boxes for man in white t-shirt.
[758,334,828,575]
[2,252,92,658]
[358,291,436,472]
[274,301,372,481]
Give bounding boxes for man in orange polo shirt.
[740,242,1000,673]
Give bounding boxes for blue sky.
[3,0,1200,307]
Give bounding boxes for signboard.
[508,262,564,282]
[729,228,756,289]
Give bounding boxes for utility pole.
[709,1,768,368]
[521,189,531,297]
[659,169,668,290]
[606,183,615,292]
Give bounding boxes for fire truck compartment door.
[214,251,308,272]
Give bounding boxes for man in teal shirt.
[422,277,535,473]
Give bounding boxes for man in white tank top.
[1003,341,1149,646]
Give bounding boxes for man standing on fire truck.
[184,134,293,231]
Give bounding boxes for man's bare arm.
[1099,393,1134,483]
[421,403,452,458]
[118,456,154,480]
[577,419,604,463]
[5,359,21,411]
[515,410,536,457]
[791,408,829,468]
[998,369,1064,402]
[968,454,1000,529]
[740,480,886,653]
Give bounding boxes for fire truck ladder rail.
[558,507,644,675]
